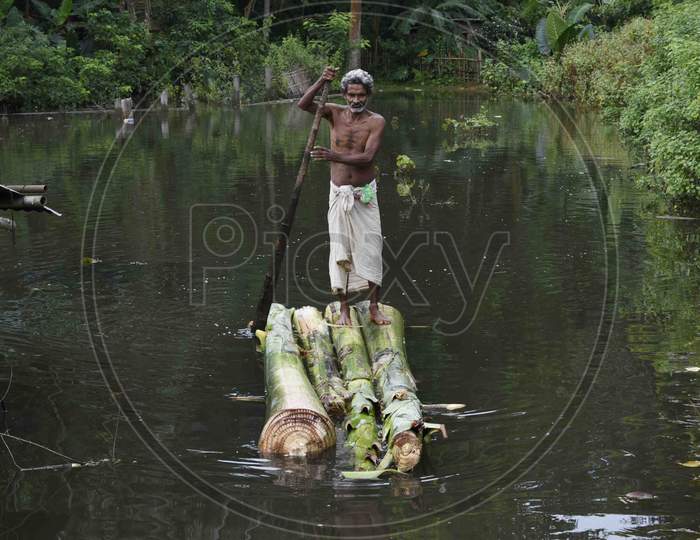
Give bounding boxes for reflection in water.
[266,454,330,491]
[389,474,423,500]
[549,513,667,536]
[161,118,169,139]
[0,93,698,538]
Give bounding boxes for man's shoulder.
[367,111,385,126]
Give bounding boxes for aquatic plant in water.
[442,108,497,137]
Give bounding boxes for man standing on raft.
[297,66,390,326]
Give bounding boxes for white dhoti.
[328,179,383,294]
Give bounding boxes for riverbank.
[481,1,700,208]
[0,93,356,118]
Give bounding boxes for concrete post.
[233,75,241,107]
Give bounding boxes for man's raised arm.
[297,66,337,116]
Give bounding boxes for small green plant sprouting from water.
[395,154,416,176]
[394,154,428,206]
[442,106,498,153]
[398,178,430,206]
[442,107,497,137]
[396,179,414,198]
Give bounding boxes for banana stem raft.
[258,304,336,457]
[293,306,347,416]
[355,301,424,472]
[325,302,380,471]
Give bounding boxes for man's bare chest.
[331,123,371,152]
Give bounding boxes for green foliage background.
[481,0,700,206]
[1,0,699,204]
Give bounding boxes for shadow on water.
[0,91,698,538]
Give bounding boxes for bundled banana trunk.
[325,302,380,471]
[0,184,61,216]
[258,304,336,457]
[293,306,347,416]
[355,301,424,472]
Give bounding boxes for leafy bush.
[79,9,151,105]
[501,1,700,203]
[619,2,700,201]
[0,20,85,111]
[303,11,366,69]
[266,35,325,97]
[266,11,370,98]
[590,0,654,29]
[153,1,265,103]
[535,2,595,56]
[538,17,654,116]
[481,39,541,96]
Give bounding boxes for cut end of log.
[392,431,422,472]
[259,408,336,457]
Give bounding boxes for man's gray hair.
[341,69,374,94]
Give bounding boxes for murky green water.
[1,91,698,539]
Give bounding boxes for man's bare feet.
[337,304,353,326]
[369,303,391,325]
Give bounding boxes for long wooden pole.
[253,81,330,330]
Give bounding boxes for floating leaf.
[679,461,700,468]
[341,469,406,480]
[255,330,266,353]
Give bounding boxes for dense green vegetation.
[0,0,511,113]
[1,0,698,204]
[482,0,699,205]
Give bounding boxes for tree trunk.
[325,302,380,470]
[144,0,151,29]
[348,0,362,69]
[259,304,336,456]
[263,0,273,98]
[292,306,347,416]
[355,301,423,472]
[263,0,270,41]
[244,0,257,18]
